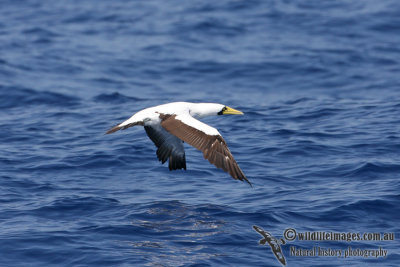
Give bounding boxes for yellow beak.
[223,106,244,115]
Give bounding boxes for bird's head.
[190,103,244,118]
[217,105,244,115]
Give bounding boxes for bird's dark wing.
[144,125,186,170]
[159,113,250,185]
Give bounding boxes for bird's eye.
[218,107,227,115]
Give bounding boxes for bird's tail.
[105,119,143,134]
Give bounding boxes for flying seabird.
[106,102,251,185]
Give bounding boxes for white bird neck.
[189,103,224,119]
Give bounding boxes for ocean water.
[1,0,400,266]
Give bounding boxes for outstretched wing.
[144,125,186,170]
[159,113,250,185]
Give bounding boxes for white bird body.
[119,102,223,135]
[106,102,250,185]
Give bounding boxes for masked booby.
[106,102,250,185]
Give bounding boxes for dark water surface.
[1,0,400,266]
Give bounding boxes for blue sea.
[1,0,399,266]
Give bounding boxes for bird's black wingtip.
[244,178,253,187]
